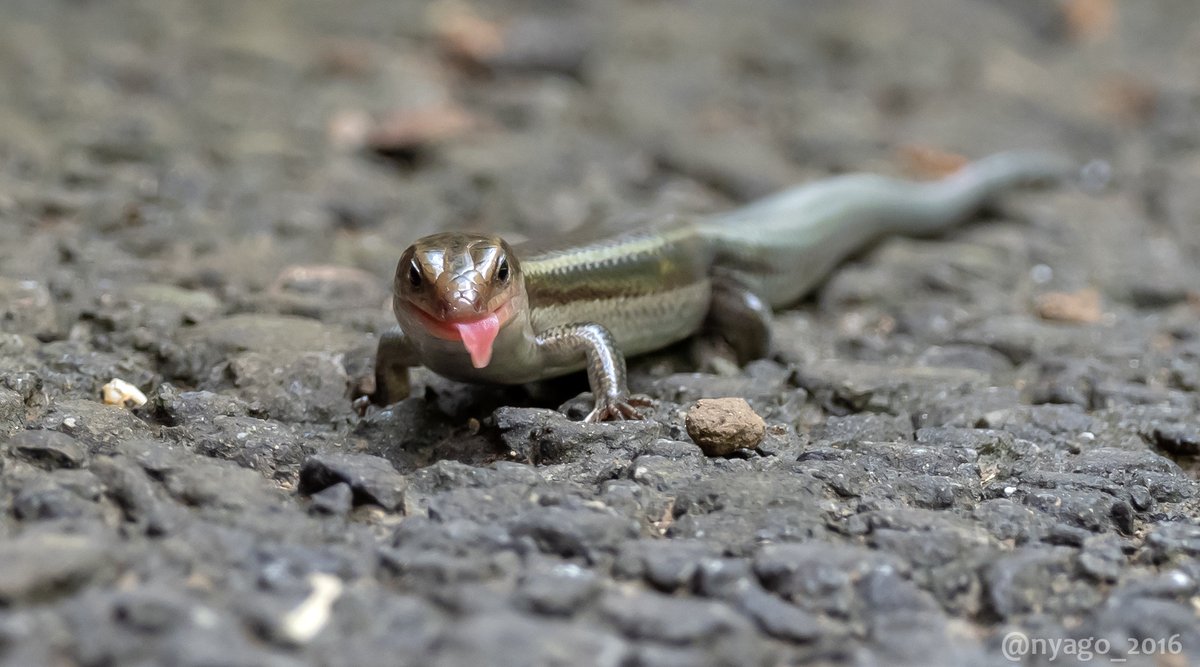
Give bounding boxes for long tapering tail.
[699,151,1077,307]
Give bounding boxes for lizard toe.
[584,394,652,422]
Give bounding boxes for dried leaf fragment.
[898,145,969,179]
[1062,0,1116,42]
[1034,288,1103,324]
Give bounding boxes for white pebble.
[101,378,147,408]
[280,573,343,645]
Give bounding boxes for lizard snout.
[438,275,487,320]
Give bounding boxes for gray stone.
[732,585,823,642]
[36,399,158,455]
[6,430,87,469]
[189,415,312,479]
[218,351,352,423]
[0,278,58,337]
[754,543,907,617]
[613,539,716,591]
[429,613,627,667]
[0,388,23,435]
[982,547,1081,619]
[299,452,407,511]
[509,506,641,563]
[309,481,353,516]
[176,314,373,384]
[1141,522,1200,564]
[598,589,755,644]
[494,406,664,464]
[12,477,103,521]
[0,532,115,604]
[513,561,601,616]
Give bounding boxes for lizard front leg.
[363,327,418,409]
[535,323,653,422]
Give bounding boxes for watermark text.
[1001,631,1184,663]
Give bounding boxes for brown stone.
[685,398,766,457]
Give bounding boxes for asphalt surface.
[1,0,1199,665]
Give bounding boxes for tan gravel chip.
[685,398,766,456]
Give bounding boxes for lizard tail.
[879,150,1076,235]
[698,151,1078,307]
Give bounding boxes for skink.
[365,152,1072,422]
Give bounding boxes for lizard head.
[392,232,525,369]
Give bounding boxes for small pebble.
[279,573,343,645]
[1034,288,1103,324]
[685,398,765,456]
[101,378,147,408]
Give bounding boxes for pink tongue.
[454,314,501,368]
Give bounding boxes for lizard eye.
[407,261,423,288]
[496,257,510,283]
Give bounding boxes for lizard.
[361,152,1073,422]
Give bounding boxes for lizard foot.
[352,395,373,417]
[584,393,655,423]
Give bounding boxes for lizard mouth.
[411,298,515,369]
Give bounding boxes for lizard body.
[367,152,1071,421]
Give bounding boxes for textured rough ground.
[1,1,1199,665]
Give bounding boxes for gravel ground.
[2,1,1199,665]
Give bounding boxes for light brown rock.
[685,398,766,456]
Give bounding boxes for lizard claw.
[584,393,655,423]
